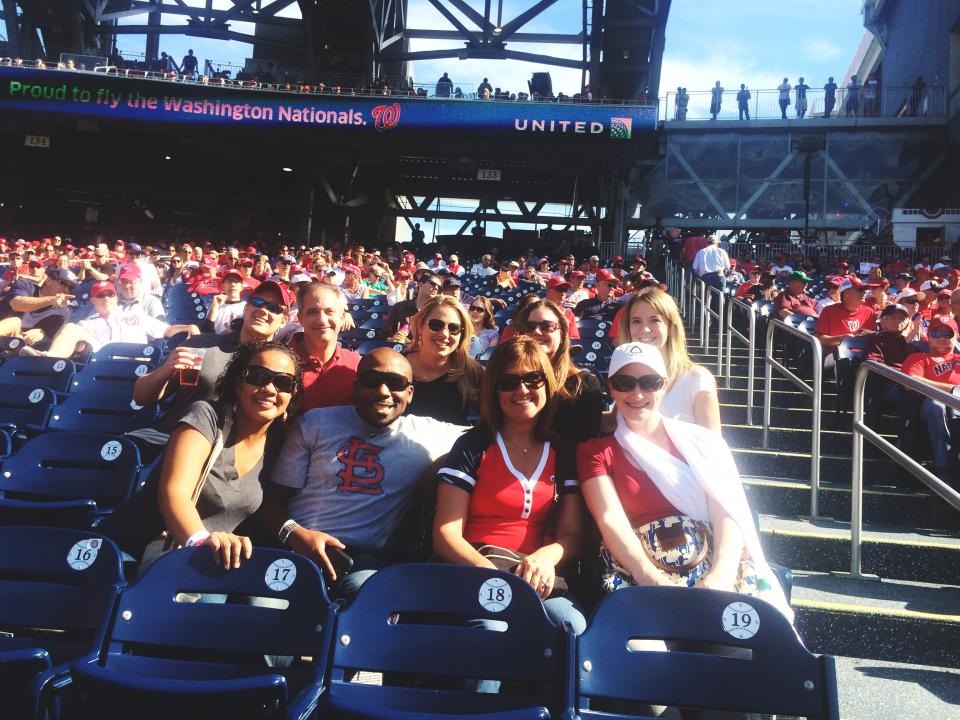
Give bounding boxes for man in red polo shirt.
[815,278,877,359]
[901,319,959,483]
[774,270,818,319]
[290,282,360,411]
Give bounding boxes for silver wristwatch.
[278,519,300,545]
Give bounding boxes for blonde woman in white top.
[615,287,721,432]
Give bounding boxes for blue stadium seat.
[356,339,405,355]
[565,587,838,719]
[575,319,612,340]
[0,383,56,436]
[46,390,157,435]
[572,347,611,373]
[324,564,562,719]
[89,342,163,365]
[0,357,76,395]
[0,526,124,720]
[70,358,154,392]
[71,547,336,720]
[0,428,10,460]
[340,327,377,351]
[0,432,141,528]
[360,317,386,331]
[0,335,28,359]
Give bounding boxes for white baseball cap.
[608,342,668,379]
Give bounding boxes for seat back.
[0,432,141,511]
[104,547,332,661]
[572,587,838,719]
[0,526,123,657]
[356,339,404,355]
[329,564,562,714]
[0,382,56,432]
[71,358,154,392]
[0,357,76,394]
[576,319,613,340]
[89,342,162,365]
[837,336,870,361]
[46,390,157,434]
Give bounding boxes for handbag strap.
[162,408,232,550]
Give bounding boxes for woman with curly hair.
[615,286,721,432]
[512,297,603,444]
[404,295,483,424]
[144,339,303,569]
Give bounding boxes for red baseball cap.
[117,264,142,280]
[546,277,571,291]
[568,270,586,279]
[251,279,293,309]
[91,281,116,295]
[595,269,620,284]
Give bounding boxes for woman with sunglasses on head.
[434,337,587,633]
[116,340,302,571]
[511,297,604,444]
[404,296,483,424]
[615,286,722,432]
[467,296,500,356]
[577,343,791,618]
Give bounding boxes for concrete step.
[724,423,907,462]
[832,655,960,719]
[791,571,960,668]
[743,477,960,532]
[758,514,960,586]
[731,446,895,483]
[721,403,826,428]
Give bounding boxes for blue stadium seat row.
[0,528,838,720]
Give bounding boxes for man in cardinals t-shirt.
[901,320,960,484]
[815,278,877,362]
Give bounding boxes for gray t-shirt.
[270,405,466,553]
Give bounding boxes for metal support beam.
[667,144,728,217]
[496,0,560,42]
[736,150,797,217]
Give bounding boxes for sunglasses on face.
[357,370,413,392]
[930,328,956,339]
[495,371,547,392]
[426,318,462,335]
[609,373,666,393]
[521,320,559,334]
[95,291,116,299]
[242,365,296,393]
[469,305,486,314]
[249,296,285,315]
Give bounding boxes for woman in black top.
[403,296,483,424]
[511,298,603,444]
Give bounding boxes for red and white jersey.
[79,307,168,351]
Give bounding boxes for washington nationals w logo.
[371,103,401,131]
[336,437,385,494]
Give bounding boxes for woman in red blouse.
[433,336,587,633]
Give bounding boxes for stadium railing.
[763,318,824,517]
[703,285,725,377]
[847,360,960,579]
[724,296,758,424]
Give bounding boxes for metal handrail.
[848,361,960,579]
[703,285,725,376]
[725,296,757,424]
[763,318,823,517]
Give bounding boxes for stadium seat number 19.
[722,601,760,639]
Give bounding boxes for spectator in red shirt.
[434,336,586,634]
[680,234,707,267]
[289,282,360,411]
[930,289,955,329]
[735,268,763,299]
[774,270,818,319]
[815,278,877,361]
[901,320,960,483]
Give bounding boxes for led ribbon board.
[0,66,656,143]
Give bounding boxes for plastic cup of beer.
[178,347,207,387]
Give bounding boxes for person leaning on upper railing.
[614,287,721,432]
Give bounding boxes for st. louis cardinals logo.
[336,437,385,495]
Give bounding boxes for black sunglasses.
[427,318,462,335]
[609,373,666,393]
[95,291,116,299]
[249,296,285,314]
[357,371,413,392]
[468,305,486,314]
[242,365,296,393]
[495,371,547,392]
[521,320,559,334]
[930,328,956,339]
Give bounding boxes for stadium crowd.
[0,229,956,632]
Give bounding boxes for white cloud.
[805,38,843,61]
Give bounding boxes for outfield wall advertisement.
[1,67,657,143]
